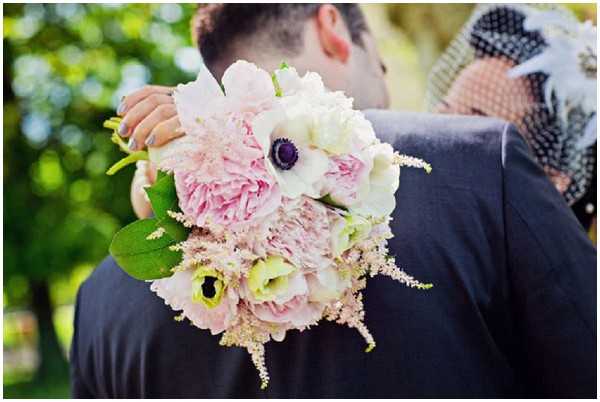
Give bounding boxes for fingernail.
[118,121,128,136]
[128,138,137,151]
[145,135,155,147]
[117,102,126,115]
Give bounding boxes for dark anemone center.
[202,276,218,298]
[271,138,298,170]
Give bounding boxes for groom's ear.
[315,4,351,63]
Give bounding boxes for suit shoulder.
[365,110,510,194]
[79,255,141,297]
[365,110,507,157]
[76,255,173,330]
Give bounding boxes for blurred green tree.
[3,3,199,383]
[386,4,474,75]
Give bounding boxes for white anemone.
[252,105,329,199]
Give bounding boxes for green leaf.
[109,218,183,280]
[279,61,289,70]
[156,169,168,182]
[144,172,178,220]
[156,215,189,242]
[145,171,191,241]
[105,151,148,175]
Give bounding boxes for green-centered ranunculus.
[191,266,225,309]
[248,256,296,302]
[331,214,372,257]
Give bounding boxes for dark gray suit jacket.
[71,111,596,398]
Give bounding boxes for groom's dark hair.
[192,4,368,74]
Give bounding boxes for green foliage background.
[3,3,596,398]
[3,4,199,396]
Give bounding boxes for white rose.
[310,106,356,155]
[274,66,325,97]
[306,267,352,303]
[352,142,400,218]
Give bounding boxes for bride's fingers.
[146,116,185,147]
[129,103,177,150]
[118,93,172,140]
[117,85,174,117]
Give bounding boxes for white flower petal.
[371,165,400,192]
[221,60,275,103]
[276,168,309,199]
[274,67,302,95]
[307,268,350,303]
[269,146,328,199]
[350,113,377,150]
[274,113,312,147]
[252,109,284,154]
[173,64,224,133]
[300,71,325,94]
[352,142,400,218]
[310,108,354,155]
[273,271,308,304]
[353,182,397,218]
[292,147,329,197]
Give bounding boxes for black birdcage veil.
[427,4,597,205]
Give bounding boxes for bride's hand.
[117,85,185,150]
[117,85,185,218]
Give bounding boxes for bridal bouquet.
[104,61,432,389]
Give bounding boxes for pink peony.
[150,269,239,335]
[321,154,370,207]
[150,60,283,228]
[173,60,275,136]
[220,61,277,114]
[175,158,281,228]
[159,115,281,228]
[250,197,334,272]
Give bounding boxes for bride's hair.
[191,4,368,76]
